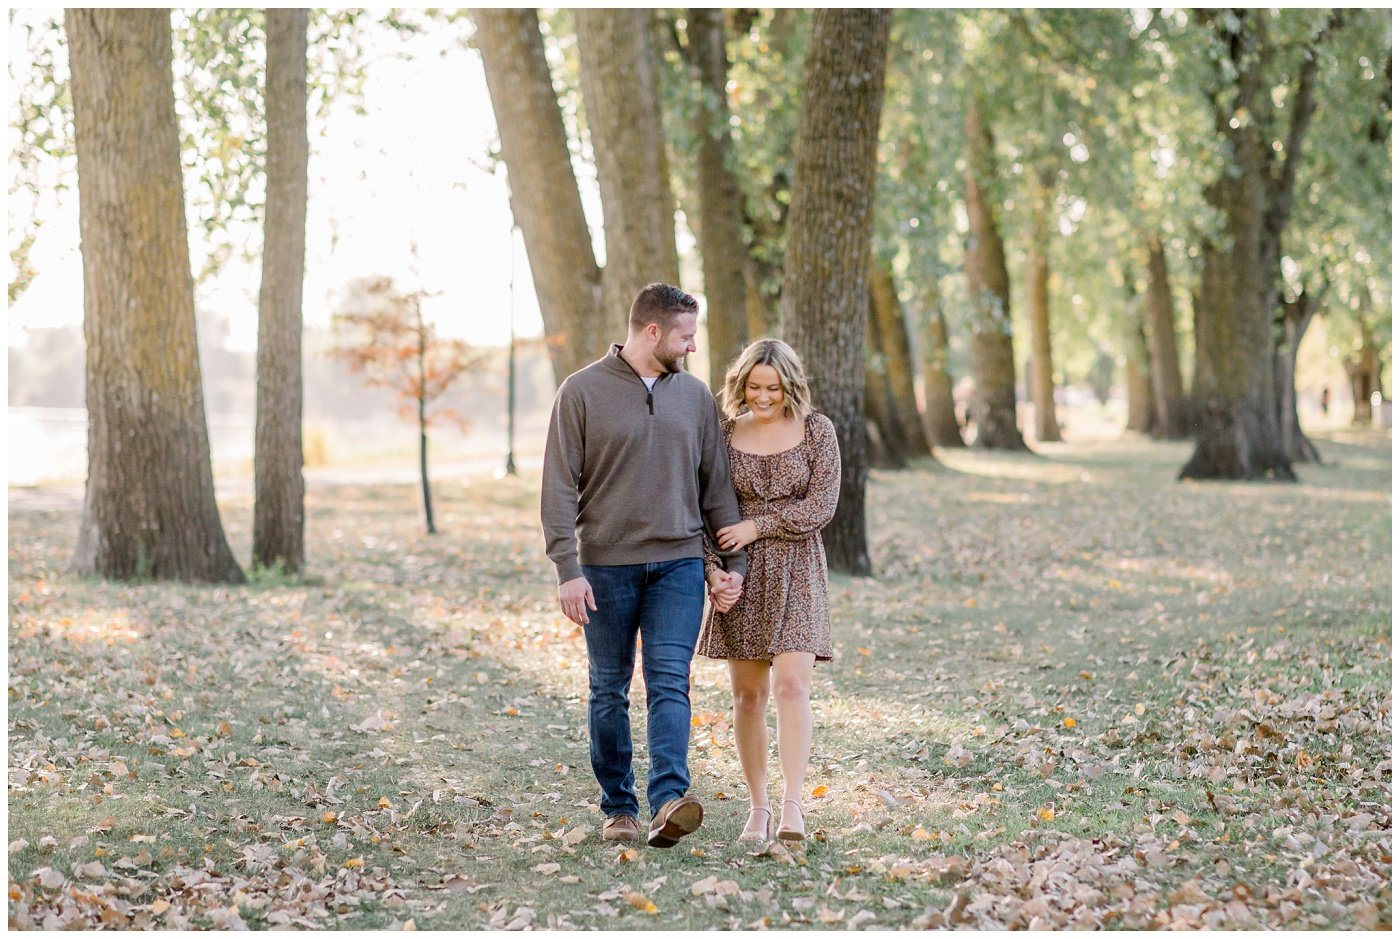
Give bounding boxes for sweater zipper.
[617,355,663,415]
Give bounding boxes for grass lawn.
[8,429,1391,929]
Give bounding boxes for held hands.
[716,519,759,552]
[707,570,744,613]
[558,576,597,626]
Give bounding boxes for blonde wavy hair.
[718,338,813,420]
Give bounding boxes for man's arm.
[697,396,748,579]
[541,384,586,585]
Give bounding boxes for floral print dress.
[699,412,841,662]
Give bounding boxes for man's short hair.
[629,283,698,333]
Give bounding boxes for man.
[541,283,746,848]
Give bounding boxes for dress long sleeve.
[751,414,841,542]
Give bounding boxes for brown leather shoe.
[647,795,703,848]
[602,815,639,842]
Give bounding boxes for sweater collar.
[604,343,670,383]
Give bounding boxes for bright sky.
[8,15,588,353]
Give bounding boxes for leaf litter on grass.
[8,432,1392,928]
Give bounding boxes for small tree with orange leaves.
[329,275,485,533]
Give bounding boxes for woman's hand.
[716,520,759,551]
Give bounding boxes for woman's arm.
[750,414,841,542]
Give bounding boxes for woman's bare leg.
[728,658,772,837]
[772,651,816,836]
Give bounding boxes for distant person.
[540,283,747,848]
[699,338,841,844]
[1320,385,1331,416]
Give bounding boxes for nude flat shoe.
[777,798,806,842]
[737,805,773,843]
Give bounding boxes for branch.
[1266,11,1347,231]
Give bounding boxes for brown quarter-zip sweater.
[541,344,748,584]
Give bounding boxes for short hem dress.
[698,412,841,664]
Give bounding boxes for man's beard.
[657,351,686,373]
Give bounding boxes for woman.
[699,338,840,843]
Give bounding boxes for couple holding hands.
[541,283,841,848]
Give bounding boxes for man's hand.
[558,576,597,626]
[707,570,744,613]
[716,519,759,552]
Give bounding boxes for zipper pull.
[647,391,654,415]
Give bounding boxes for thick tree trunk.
[870,257,932,457]
[253,8,308,574]
[1143,233,1190,439]
[865,285,909,468]
[1026,167,1061,442]
[915,276,964,447]
[1344,320,1382,425]
[472,9,606,384]
[962,94,1028,451]
[781,9,890,577]
[1180,11,1293,481]
[687,8,749,384]
[576,9,681,322]
[66,8,244,584]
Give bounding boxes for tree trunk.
[1277,290,1322,463]
[687,8,749,384]
[1122,271,1155,435]
[253,8,308,574]
[1143,233,1190,439]
[576,9,681,322]
[865,285,908,468]
[472,9,606,384]
[1180,11,1294,481]
[1026,166,1061,442]
[870,257,932,457]
[1345,315,1382,425]
[66,8,244,584]
[417,308,436,535]
[780,9,890,577]
[962,93,1028,451]
[915,275,964,447]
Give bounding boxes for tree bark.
[472,9,606,384]
[781,9,891,577]
[576,9,681,322]
[1122,269,1155,434]
[870,257,932,457]
[1179,11,1294,481]
[66,8,244,584]
[1026,166,1061,442]
[1143,233,1190,439]
[687,8,749,384]
[915,275,964,447]
[865,285,909,468]
[253,8,308,574]
[962,93,1028,451]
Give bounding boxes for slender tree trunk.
[915,275,964,447]
[66,9,244,584]
[962,93,1028,451]
[745,265,776,340]
[1121,271,1155,435]
[253,8,309,573]
[576,9,681,321]
[416,305,436,534]
[870,257,932,457]
[1345,311,1382,425]
[1277,290,1322,463]
[781,9,890,577]
[472,9,605,384]
[1143,233,1189,439]
[865,285,908,468]
[687,8,749,384]
[1026,166,1061,442]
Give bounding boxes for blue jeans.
[580,558,705,819]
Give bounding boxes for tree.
[685,8,749,381]
[869,257,932,459]
[329,276,484,535]
[781,8,891,577]
[253,8,309,574]
[575,9,681,318]
[65,8,244,584]
[962,90,1029,451]
[1143,233,1190,438]
[471,9,607,384]
[1024,164,1062,442]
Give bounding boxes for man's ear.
[645,322,662,342]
